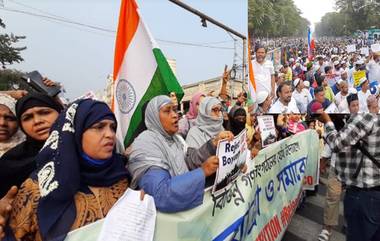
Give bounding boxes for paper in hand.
[97,188,156,241]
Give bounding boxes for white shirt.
[292,88,312,113]
[335,91,348,107]
[314,62,328,74]
[367,59,380,84]
[252,60,274,94]
[338,98,350,113]
[358,90,371,113]
[269,97,300,114]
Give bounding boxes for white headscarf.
[0,93,25,157]
[128,95,189,188]
[186,97,224,148]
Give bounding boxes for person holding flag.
[308,27,315,60]
[112,0,184,151]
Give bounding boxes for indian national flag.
[112,0,183,149]
[248,38,256,101]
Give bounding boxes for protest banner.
[353,70,366,87]
[257,115,277,147]
[66,130,320,241]
[213,129,248,194]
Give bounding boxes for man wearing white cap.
[314,55,327,74]
[338,87,358,113]
[292,78,312,113]
[367,52,380,86]
[252,45,275,98]
[333,61,343,82]
[357,77,371,113]
[367,95,379,114]
[335,80,349,110]
[341,61,349,74]
[255,90,271,114]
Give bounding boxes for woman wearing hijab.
[0,94,25,157]
[178,92,205,138]
[4,99,129,241]
[186,97,224,149]
[128,95,232,213]
[0,93,63,197]
[227,105,247,136]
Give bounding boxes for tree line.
[248,0,310,38]
[315,0,380,37]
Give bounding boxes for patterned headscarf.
[34,99,128,241]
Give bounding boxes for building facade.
[180,76,246,113]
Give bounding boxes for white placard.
[371,43,380,53]
[360,47,369,56]
[257,115,277,147]
[213,129,248,194]
[346,44,356,53]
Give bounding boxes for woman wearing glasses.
[186,96,224,149]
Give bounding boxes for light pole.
[168,0,248,90]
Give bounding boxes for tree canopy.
[0,18,26,68]
[315,0,380,37]
[248,0,310,38]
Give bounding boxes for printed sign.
[213,129,248,194]
[353,70,366,87]
[257,115,277,147]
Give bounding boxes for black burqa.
[227,106,247,136]
[0,93,62,197]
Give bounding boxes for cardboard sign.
[257,115,277,147]
[353,70,366,87]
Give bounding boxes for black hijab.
[0,93,63,197]
[228,106,247,136]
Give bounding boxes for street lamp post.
[168,0,248,89]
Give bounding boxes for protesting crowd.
[1,73,379,241]
[252,38,380,115]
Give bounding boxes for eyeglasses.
[211,108,222,113]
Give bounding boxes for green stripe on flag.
[124,48,184,147]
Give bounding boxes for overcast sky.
[1,0,247,99]
[293,0,336,30]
